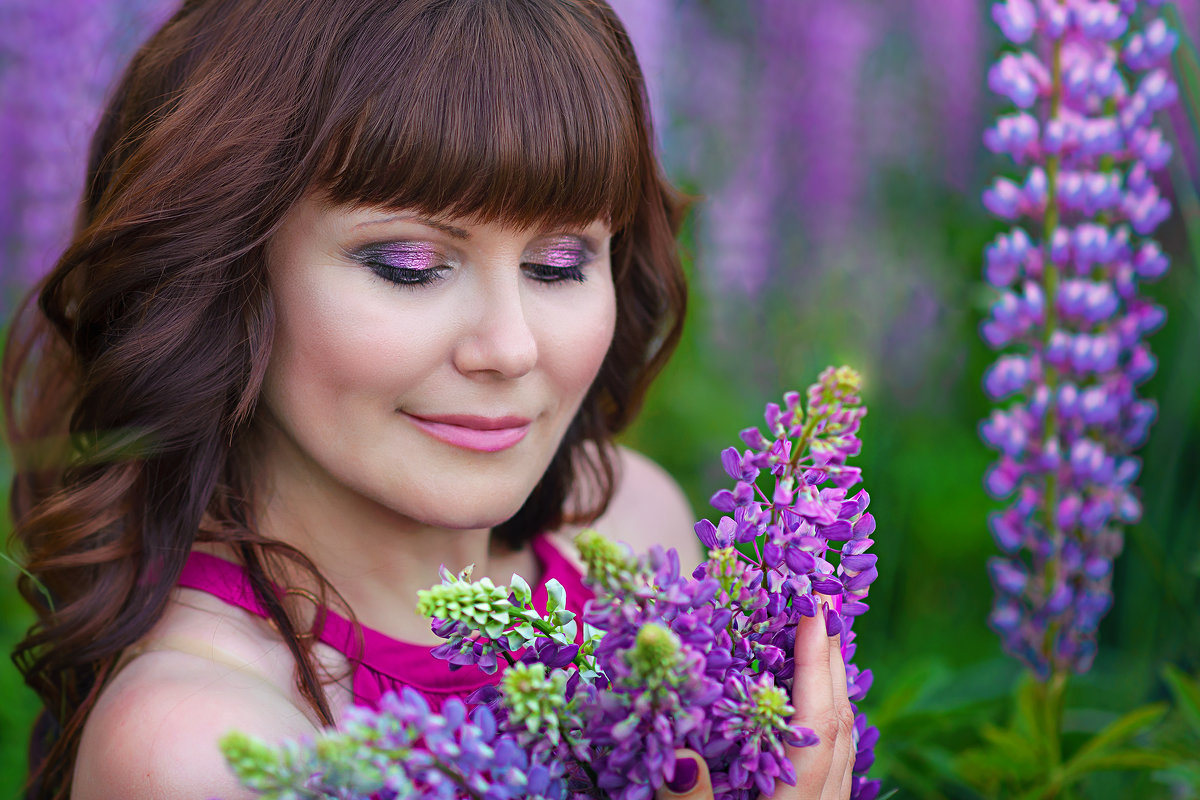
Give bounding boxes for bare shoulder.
[550,445,700,563]
[73,594,332,800]
[74,647,321,800]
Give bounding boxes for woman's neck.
[232,426,541,646]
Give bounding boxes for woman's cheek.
[267,271,442,417]
[544,283,617,395]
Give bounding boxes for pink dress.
[175,533,594,712]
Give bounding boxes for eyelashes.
[357,241,449,287]
[355,238,592,289]
[524,262,586,284]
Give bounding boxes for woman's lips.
[402,412,531,452]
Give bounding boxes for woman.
[2,1,856,798]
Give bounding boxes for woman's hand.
[654,602,857,800]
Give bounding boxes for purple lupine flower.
[224,366,882,800]
[450,367,882,800]
[221,688,567,800]
[684,366,882,800]
[981,0,1177,678]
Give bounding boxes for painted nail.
[666,757,699,794]
[824,604,843,637]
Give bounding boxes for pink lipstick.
[403,412,531,452]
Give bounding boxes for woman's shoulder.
[548,444,699,563]
[72,590,339,799]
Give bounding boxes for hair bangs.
[312,0,646,232]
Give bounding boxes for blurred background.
[1,1,1198,797]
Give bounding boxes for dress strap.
[118,635,261,673]
[530,532,591,605]
[110,635,298,705]
[177,550,271,617]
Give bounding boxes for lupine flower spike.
[222,366,881,800]
[982,0,1177,677]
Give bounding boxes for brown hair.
[2,1,687,797]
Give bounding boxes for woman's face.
[257,193,617,530]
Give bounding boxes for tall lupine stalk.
[981,0,1178,686]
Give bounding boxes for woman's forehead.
[308,194,615,238]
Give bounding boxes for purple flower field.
[2,1,1200,798]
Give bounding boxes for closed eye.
[367,261,450,287]
[523,262,587,283]
[349,240,451,289]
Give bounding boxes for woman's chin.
[403,498,529,533]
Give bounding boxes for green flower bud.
[574,529,637,588]
[828,365,862,397]
[416,576,512,638]
[219,731,279,777]
[626,622,683,686]
[501,663,569,743]
[808,365,864,420]
[749,679,796,733]
[708,546,745,600]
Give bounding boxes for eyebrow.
[354,213,470,240]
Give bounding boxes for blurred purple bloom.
[1,0,175,297]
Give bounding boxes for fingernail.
[824,604,843,637]
[666,757,699,794]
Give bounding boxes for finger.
[655,748,713,800]
[824,628,856,800]
[788,601,837,796]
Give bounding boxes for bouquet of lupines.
[221,366,881,800]
[982,0,1177,678]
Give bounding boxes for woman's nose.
[452,278,538,379]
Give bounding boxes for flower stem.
[787,415,820,473]
[1034,669,1071,798]
[1040,34,1065,660]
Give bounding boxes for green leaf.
[956,744,1029,786]
[1059,748,1175,786]
[484,619,506,639]
[1063,703,1168,776]
[1163,665,1200,736]
[980,722,1042,771]
[1014,675,1042,742]
[0,549,54,613]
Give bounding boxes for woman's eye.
[522,237,594,283]
[523,262,587,283]
[367,261,449,287]
[354,242,450,289]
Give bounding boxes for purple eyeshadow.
[368,241,441,270]
[526,237,590,268]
